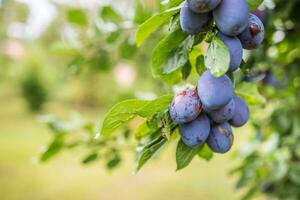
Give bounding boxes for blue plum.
[170,89,202,124]
[179,113,211,148]
[238,13,264,49]
[204,98,235,123]
[197,71,234,110]
[187,0,221,13]
[229,96,249,127]
[207,122,234,153]
[252,9,268,25]
[213,0,249,36]
[261,71,283,88]
[262,71,277,87]
[217,32,243,72]
[180,2,212,35]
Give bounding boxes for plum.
[170,89,202,124]
[213,0,249,36]
[238,13,264,49]
[179,112,211,147]
[197,71,234,110]
[207,122,234,153]
[261,70,284,88]
[180,2,212,35]
[204,98,235,123]
[262,71,276,87]
[187,0,221,13]
[229,96,249,127]
[217,32,243,72]
[252,9,268,25]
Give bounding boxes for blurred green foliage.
[20,69,48,112]
[231,1,300,199]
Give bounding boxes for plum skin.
[229,96,250,127]
[204,98,235,123]
[213,0,249,36]
[252,9,268,25]
[217,32,243,72]
[180,2,212,35]
[179,113,211,148]
[197,71,234,110]
[262,71,278,88]
[207,122,234,153]
[187,0,221,13]
[238,13,265,49]
[169,89,201,124]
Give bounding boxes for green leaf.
[198,144,214,161]
[152,29,187,76]
[195,55,205,75]
[188,47,205,75]
[82,152,99,164]
[133,0,152,24]
[247,0,264,11]
[181,61,192,80]
[176,139,202,170]
[106,154,121,170]
[135,121,152,139]
[101,95,173,135]
[40,135,64,162]
[136,136,167,172]
[106,31,121,43]
[204,35,230,77]
[160,69,183,85]
[167,14,180,32]
[67,9,88,27]
[135,110,175,139]
[161,112,175,140]
[167,0,185,7]
[100,6,121,24]
[135,6,181,47]
[163,35,195,74]
[101,100,149,135]
[235,82,266,105]
[137,95,173,117]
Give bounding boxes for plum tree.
[179,112,211,147]
[169,89,202,124]
[197,71,234,110]
[213,0,249,36]
[229,96,249,127]
[204,98,235,123]
[207,122,233,153]
[238,13,264,49]
[217,32,243,72]
[180,2,212,35]
[187,0,221,13]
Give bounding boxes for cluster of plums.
[168,0,265,153]
[170,71,249,153]
[181,0,265,72]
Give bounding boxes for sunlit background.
[0,0,262,199]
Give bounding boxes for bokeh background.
[0,0,277,199]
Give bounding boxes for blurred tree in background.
[0,0,164,111]
[231,1,300,199]
[1,0,300,200]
